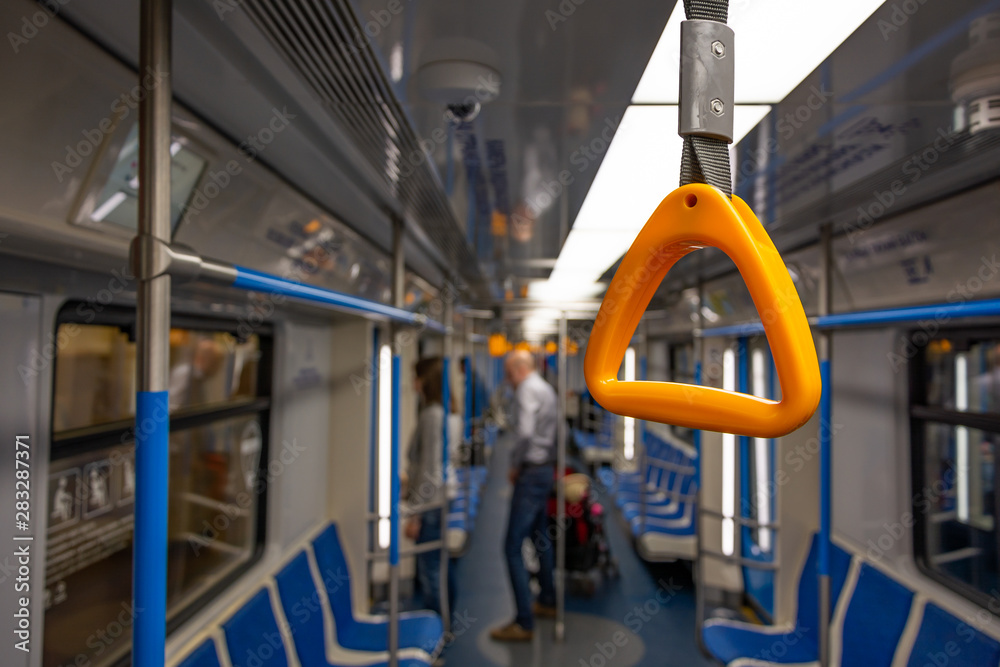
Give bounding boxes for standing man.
[490,350,558,641]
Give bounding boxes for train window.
[924,339,1000,414]
[45,310,271,667]
[53,325,261,434]
[83,122,206,234]
[912,333,1000,610]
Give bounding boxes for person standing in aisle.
[490,349,558,642]
[405,357,461,618]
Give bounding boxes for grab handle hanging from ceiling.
[583,0,821,438]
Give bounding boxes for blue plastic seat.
[596,467,616,489]
[223,589,291,667]
[575,421,616,464]
[630,503,697,537]
[615,468,666,507]
[178,639,223,667]
[312,524,443,655]
[449,500,477,521]
[840,563,913,666]
[274,551,432,666]
[622,475,697,522]
[702,535,852,664]
[572,429,596,451]
[903,602,1000,666]
[225,585,430,667]
[622,496,686,521]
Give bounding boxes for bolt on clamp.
[679,20,735,143]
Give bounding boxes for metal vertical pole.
[389,353,401,667]
[555,313,568,641]
[133,2,171,666]
[440,285,454,635]
[388,219,404,667]
[818,223,833,667]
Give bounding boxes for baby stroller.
[548,470,619,596]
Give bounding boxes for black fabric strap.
[679,0,733,197]
[683,0,729,22]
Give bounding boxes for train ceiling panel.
[59,0,674,304]
[234,0,484,286]
[376,0,673,278]
[657,0,1000,296]
[349,0,675,290]
[58,0,474,295]
[0,0,445,315]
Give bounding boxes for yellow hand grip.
[584,184,820,438]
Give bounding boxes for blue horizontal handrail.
[699,298,1000,339]
[816,298,1000,329]
[232,265,445,331]
[698,322,766,338]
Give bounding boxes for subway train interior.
[2,0,1000,665]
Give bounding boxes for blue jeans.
[416,509,456,617]
[504,464,556,630]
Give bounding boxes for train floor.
[439,435,715,667]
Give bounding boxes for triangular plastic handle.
[584,184,820,438]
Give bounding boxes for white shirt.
[510,371,558,470]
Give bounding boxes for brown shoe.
[532,601,557,619]
[490,622,533,641]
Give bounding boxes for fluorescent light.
[633,0,884,104]
[624,347,636,461]
[526,278,605,302]
[566,105,680,234]
[522,319,558,337]
[526,307,563,320]
[956,353,970,523]
[378,343,392,548]
[521,307,562,338]
[956,352,969,411]
[91,191,128,222]
[553,230,634,272]
[548,104,769,290]
[752,348,771,552]
[722,347,736,557]
[390,42,404,82]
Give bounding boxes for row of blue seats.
[573,396,617,465]
[598,430,699,561]
[572,427,617,465]
[704,534,1000,666]
[177,523,444,667]
[446,465,488,554]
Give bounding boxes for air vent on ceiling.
[239,0,485,295]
